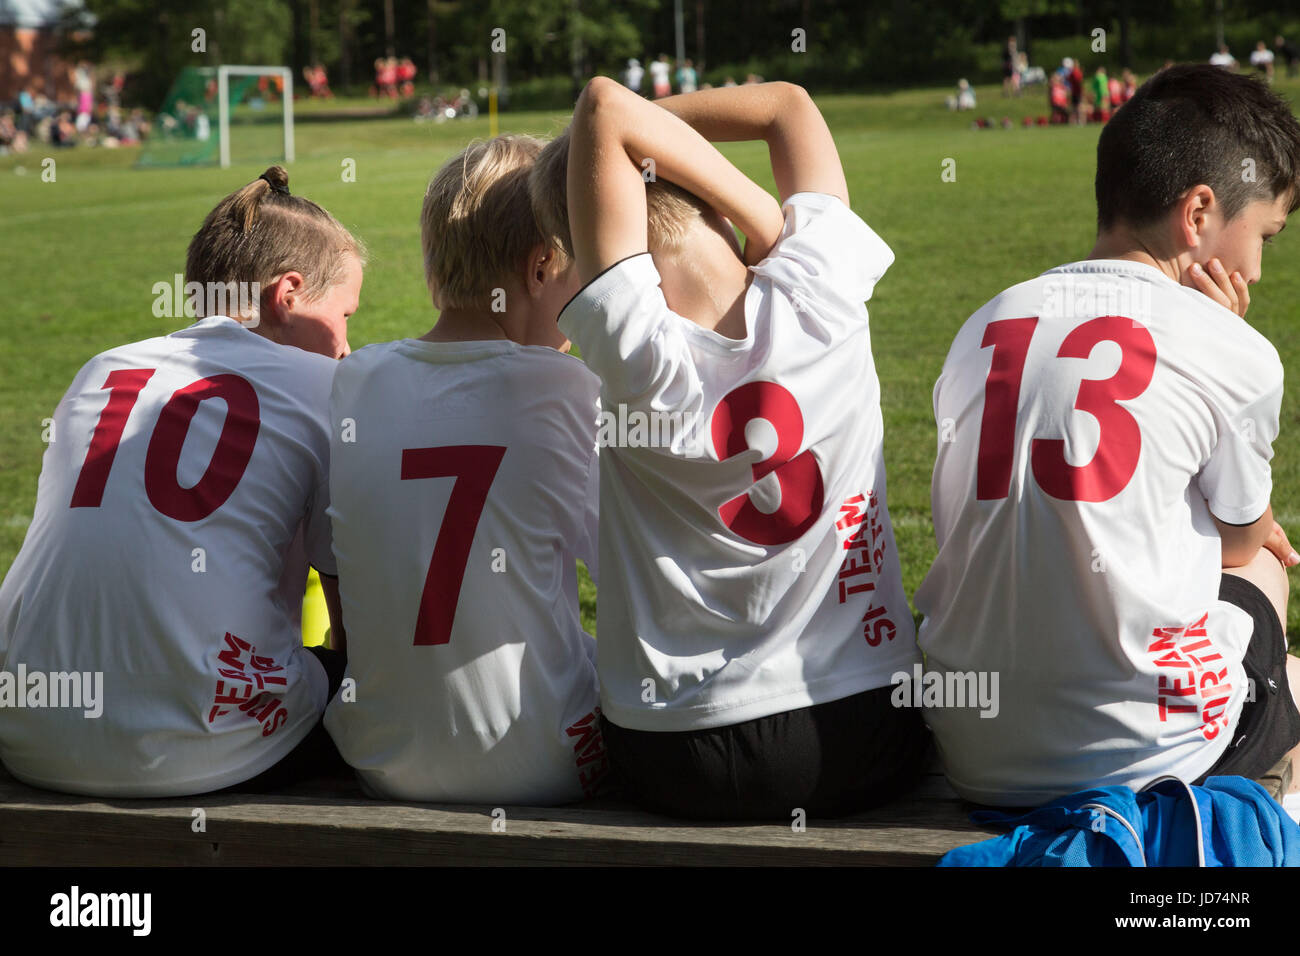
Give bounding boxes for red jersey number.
[976,315,1157,503]
[711,381,825,545]
[71,368,261,521]
[401,445,506,646]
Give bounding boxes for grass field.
[4,77,1300,640]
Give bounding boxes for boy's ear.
[523,244,555,297]
[1176,185,1217,250]
[261,271,305,321]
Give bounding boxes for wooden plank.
[0,765,995,867]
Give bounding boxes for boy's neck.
[418,307,509,344]
[1087,227,1185,284]
[655,224,752,340]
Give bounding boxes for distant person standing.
[624,58,644,94]
[1087,64,1111,122]
[677,58,698,94]
[1062,57,1084,124]
[1048,72,1071,124]
[1209,44,1238,69]
[1121,67,1138,101]
[1251,41,1276,82]
[74,62,94,133]
[1275,36,1300,78]
[1002,36,1020,96]
[649,54,671,98]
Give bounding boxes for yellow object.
[302,568,330,647]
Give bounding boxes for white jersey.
[649,60,671,93]
[916,260,1281,805]
[560,192,919,732]
[322,340,604,805]
[0,317,336,796]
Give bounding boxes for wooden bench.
[0,763,997,866]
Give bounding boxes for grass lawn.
[4,77,1300,642]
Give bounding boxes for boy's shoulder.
[753,192,893,304]
[964,259,1282,386]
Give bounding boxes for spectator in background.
[1048,72,1071,124]
[1251,41,1275,83]
[1017,51,1046,87]
[52,110,77,147]
[1087,64,1111,122]
[1209,44,1237,69]
[1107,69,1124,109]
[74,61,94,133]
[650,54,671,98]
[946,78,976,111]
[624,58,644,94]
[677,58,698,94]
[398,58,417,98]
[305,64,333,99]
[0,111,18,153]
[1275,36,1299,78]
[16,84,34,134]
[105,71,124,109]
[1065,57,1085,124]
[1121,67,1138,102]
[1002,36,1020,96]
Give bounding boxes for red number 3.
[711,381,825,545]
[977,315,1157,502]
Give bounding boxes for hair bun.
[259,166,290,195]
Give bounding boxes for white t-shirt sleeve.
[751,192,895,308]
[559,254,700,413]
[1196,348,1282,527]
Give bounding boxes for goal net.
[136,66,295,169]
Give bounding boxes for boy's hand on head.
[1185,257,1250,318]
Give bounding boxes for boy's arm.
[319,573,347,654]
[652,82,849,206]
[567,76,783,279]
[1213,510,1299,569]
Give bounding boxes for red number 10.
[71,368,261,521]
[976,315,1157,503]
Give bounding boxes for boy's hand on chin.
[1184,256,1250,318]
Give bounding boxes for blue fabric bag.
[937,775,1300,866]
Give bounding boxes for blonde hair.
[421,135,551,311]
[529,127,707,259]
[185,165,366,322]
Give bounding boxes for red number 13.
[976,314,1157,503]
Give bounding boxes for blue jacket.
[938,775,1300,866]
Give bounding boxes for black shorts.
[222,645,351,793]
[1195,574,1300,783]
[600,684,932,820]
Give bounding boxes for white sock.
[1282,792,1300,825]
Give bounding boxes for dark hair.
[1095,64,1300,231]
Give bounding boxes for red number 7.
[401,445,506,646]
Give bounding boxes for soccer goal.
[136,65,294,169]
